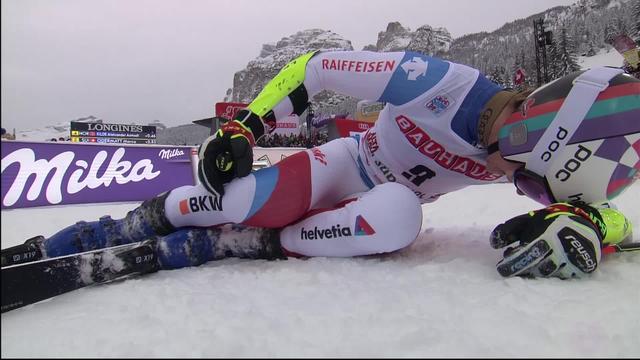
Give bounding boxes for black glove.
[489,203,604,279]
[197,119,255,196]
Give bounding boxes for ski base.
[1,239,158,314]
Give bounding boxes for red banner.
[612,34,637,53]
[334,118,373,137]
[272,115,301,136]
[215,102,248,120]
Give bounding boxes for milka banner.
[1,141,195,209]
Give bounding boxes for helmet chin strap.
[526,67,624,176]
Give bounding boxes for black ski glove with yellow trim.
[197,109,265,197]
[489,203,605,279]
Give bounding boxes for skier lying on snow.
[4,50,639,279]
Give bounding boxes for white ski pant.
[164,137,423,257]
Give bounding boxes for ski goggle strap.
[525,67,624,175]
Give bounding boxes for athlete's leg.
[38,192,175,259]
[1,191,176,265]
[158,182,422,268]
[280,182,423,257]
[155,224,286,270]
[143,137,372,269]
[165,137,369,228]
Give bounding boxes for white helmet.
[498,67,640,205]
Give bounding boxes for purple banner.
[1,141,196,209]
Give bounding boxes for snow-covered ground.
[578,47,625,69]
[1,182,639,357]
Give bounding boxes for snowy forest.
[453,0,640,88]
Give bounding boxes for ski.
[602,240,640,255]
[1,235,45,267]
[1,239,158,314]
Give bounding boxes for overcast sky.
[1,0,579,132]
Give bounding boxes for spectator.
[256,132,329,148]
[1,128,16,140]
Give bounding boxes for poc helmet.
[498,67,640,205]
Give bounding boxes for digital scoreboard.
[70,122,157,144]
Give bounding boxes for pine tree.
[615,15,629,38]
[604,22,618,45]
[556,26,581,77]
[584,28,599,56]
[547,34,561,81]
[488,65,508,87]
[633,0,640,44]
[523,48,538,89]
[572,20,588,56]
[488,66,500,86]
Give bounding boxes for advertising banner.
[70,122,157,145]
[355,100,384,123]
[333,118,374,137]
[215,102,249,120]
[1,141,195,209]
[612,34,639,69]
[272,115,301,136]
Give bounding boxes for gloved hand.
[197,119,256,196]
[489,203,604,279]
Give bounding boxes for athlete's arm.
[244,50,449,133]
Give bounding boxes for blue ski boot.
[40,192,175,259]
[155,224,286,270]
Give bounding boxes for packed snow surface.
[2,183,638,358]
